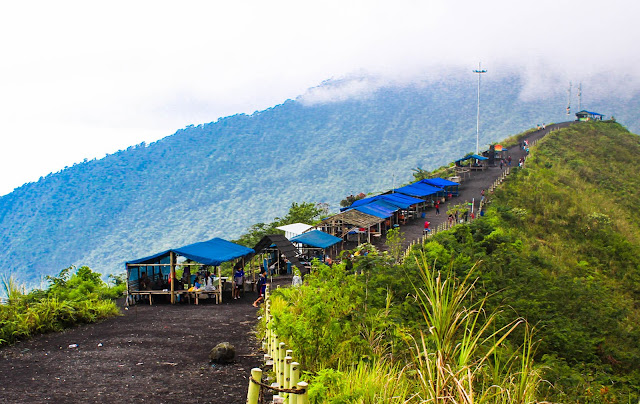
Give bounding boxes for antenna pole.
[566,82,572,115]
[578,83,582,111]
[473,62,487,155]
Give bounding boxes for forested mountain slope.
[1,74,638,285]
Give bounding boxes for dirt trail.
[373,122,573,251]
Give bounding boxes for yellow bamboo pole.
[297,381,309,404]
[278,342,286,388]
[246,368,262,404]
[284,354,292,399]
[289,362,300,404]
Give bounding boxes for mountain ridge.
[1,74,639,285]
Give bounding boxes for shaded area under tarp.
[126,237,254,268]
[290,230,342,249]
[249,234,307,273]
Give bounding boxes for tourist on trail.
[507,156,512,166]
[253,271,267,307]
[448,213,454,226]
[435,201,440,215]
[233,267,244,299]
[424,220,431,234]
[500,159,504,170]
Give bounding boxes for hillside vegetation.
[3,74,639,286]
[267,121,640,402]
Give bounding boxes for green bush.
[0,267,122,347]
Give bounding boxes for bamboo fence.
[246,285,310,404]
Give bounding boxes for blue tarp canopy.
[126,237,254,268]
[342,193,424,211]
[420,177,459,187]
[395,182,443,197]
[456,154,488,163]
[290,230,342,249]
[352,201,395,218]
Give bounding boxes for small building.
[575,110,604,121]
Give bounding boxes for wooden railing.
[246,286,310,404]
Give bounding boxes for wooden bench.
[128,289,220,305]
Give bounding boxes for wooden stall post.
[246,367,262,404]
[170,252,176,304]
[289,362,300,404]
[217,266,222,304]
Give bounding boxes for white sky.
[1,0,639,196]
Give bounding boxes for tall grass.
[308,359,415,403]
[407,255,541,403]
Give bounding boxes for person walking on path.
[424,220,431,234]
[253,271,267,307]
[435,201,440,215]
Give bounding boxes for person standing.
[233,267,244,300]
[434,201,440,215]
[424,220,431,234]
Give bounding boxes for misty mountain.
[1,73,638,285]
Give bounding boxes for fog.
[1,0,638,195]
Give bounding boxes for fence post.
[289,362,300,404]
[297,381,309,404]
[284,354,292,398]
[279,342,286,388]
[246,368,262,404]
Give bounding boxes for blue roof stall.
[125,237,254,304]
[126,237,254,268]
[419,178,460,196]
[420,177,459,187]
[343,193,424,211]
[394,183,443,197]
[290,230,343,249]
[352,202,395,218]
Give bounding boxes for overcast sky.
[1,0,638,196]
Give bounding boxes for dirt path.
[0,123,572,403]
[0,292,265,404]
[373,122,573,251]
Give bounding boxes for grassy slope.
[487,121,640,398]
